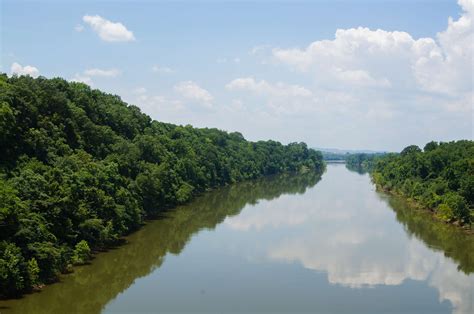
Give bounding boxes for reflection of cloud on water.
[269,235,433,287]
[430,262,474,314]
[269,235,473,314]
[265,214,472,313]
[224,166,473,314]
[224,194,353,231]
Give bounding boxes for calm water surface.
[1,164,473,313]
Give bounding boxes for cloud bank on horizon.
[4,0,473,151]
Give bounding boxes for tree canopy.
[0,74,324,297]
[372,141,473,225]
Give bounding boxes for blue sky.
[2,0,472,151]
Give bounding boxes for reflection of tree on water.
[0,172,321,314]
[385,195,474,274]
[345,165,473,275]
[345,164,368,175]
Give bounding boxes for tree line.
[345,153,383,173]
[347,141,473,226]
[0,74,324,297]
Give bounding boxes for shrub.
[72,240,91,265]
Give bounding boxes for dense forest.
[0,74,324,297]
[371,141,473,226]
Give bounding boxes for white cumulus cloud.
[84,68,120,77]
[271,0,473,108]
[10,62,39,77]
[413,0,473,96]
[333,68,391,87]
[174,81,213,107]
[70,74,93,85]
[69,68,120,86]
[83,15,135,42]
[232,0,473,149]
[226,77,312,98]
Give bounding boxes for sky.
[1,0,473,151]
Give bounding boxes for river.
[1,164,472,313]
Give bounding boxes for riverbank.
[372,180,473,234]
[0,170,323,302]
[0,171,324,312]
[2,164,471,314]
[0,75,327,298]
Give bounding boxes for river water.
[1,164,473,313]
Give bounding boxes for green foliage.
[437,203,454,222]
[0,74,324,297]
[400,145,422,156]
[439,193,469,223]
[0,102,16,149]
[0,171,321,313]
[0,242,26,297]
[72,240,91,265]
[372,140,473,225]
[0,178,25,242]
[27,241,62,283]
[423,141,438,152]
[176,182,194,204]
[26,258,40,287]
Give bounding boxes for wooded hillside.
[0,74,324,297]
